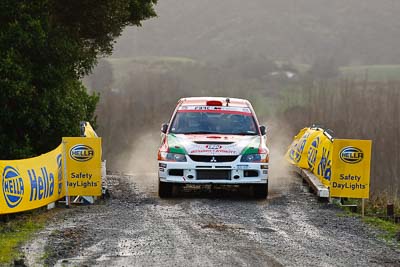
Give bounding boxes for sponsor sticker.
[179,106,251,113]
[2,166,24,208]
[340,146,363,164]
[70,145,94,162]
[307,137,320,170]
[206,144,222,149]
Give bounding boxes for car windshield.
[169,109,259,135]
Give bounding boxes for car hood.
[167,134,261,156]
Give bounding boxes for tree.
[0,0,157,159]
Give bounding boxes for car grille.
[196,170,231,180]
[189,155,238,162]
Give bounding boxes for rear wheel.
[158,181,173,198]
[253,183,268,199]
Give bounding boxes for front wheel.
[158,181,173,198]
[253,183,268,199]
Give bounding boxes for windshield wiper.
[234,132,258,135]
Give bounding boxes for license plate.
[237,165,249,170]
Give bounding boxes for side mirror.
[260,125,267,136]
[161,123,169,134]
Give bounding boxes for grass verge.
[362,216,400,243]
[337,198,400,245]
[0,210,52,265]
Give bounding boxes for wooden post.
[387,203,394,218]
[361,198,365,217]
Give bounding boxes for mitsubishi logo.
[210,156,217,163]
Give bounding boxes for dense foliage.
[0,0,157,159]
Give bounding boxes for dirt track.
[23,173,400,267]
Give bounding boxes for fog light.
[244,170,258,177]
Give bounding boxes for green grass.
[107,56,193,70]
[340,65,400,81]
[333,197,400,244]
[108,57,400,83]
[108,56,197,64]
[109,57,400,81]
[335,209,400,245]
[275,62,400,81]
[363,216,400,242]
[0,212,48,264]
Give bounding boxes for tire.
[253,183,268,199]
[158,181,173,198]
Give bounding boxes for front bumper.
[158,156,268,184]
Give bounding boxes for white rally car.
[158,97,269,198]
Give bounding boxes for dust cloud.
[263,119,295,194]
[114,132,160,189]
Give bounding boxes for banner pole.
[62,139,70,208]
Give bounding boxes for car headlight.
[159,152,187,162]
[240,154,269,163]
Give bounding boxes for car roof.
[178,97,251,108]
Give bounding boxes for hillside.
[111,0,400,65]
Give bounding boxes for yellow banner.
[63,137,102,196]
[331,139,372,198]
[286,127,310,164]
[0,145,64,214]
[287,128,333,186]
[82,122,98,138]
[297,129,321,169]
[312,132,333,187]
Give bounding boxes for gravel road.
[23,172,400,267]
